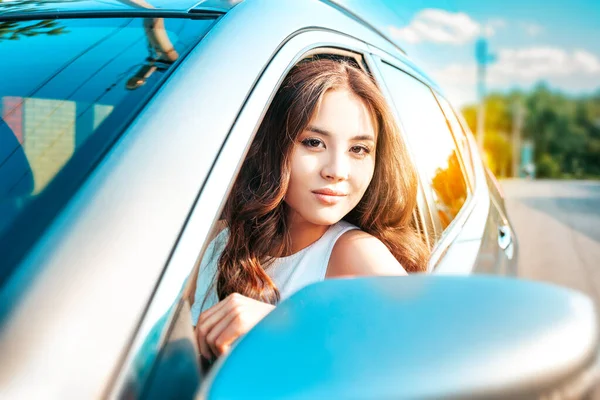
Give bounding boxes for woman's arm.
[185,220,228,307]
[326,230,408,278]
[195,293,275,359]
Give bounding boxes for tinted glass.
[380,63,468,234]
[436,95,475,187]
[0,17,216,277]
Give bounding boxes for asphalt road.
[501,179,600,398]
[501,179,600,306]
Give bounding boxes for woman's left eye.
[301,138,324,148]
[350,145,370,155]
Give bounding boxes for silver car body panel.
[0,0,434,398]
[0,0,518,397]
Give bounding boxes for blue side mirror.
[198,276,599,399]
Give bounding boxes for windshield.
[0,16,216,281]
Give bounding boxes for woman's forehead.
[307,89,376,140]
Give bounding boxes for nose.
[321,151,350,182]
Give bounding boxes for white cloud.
[429,47,600,106]
[388,9,482,45]
[521,22,544,37]
[484,18,507,37]
[573,50,600,74]
[432,63,477,86]
[388,9,506,45]
[493,47,600,79]
[434,47,600,85]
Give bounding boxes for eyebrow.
[306,125,375,141]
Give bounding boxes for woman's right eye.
[301,138,324,148]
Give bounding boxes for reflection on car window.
[379,63,468,235]
[436,95,475,188]
[0,17,216,276]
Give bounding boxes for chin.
[302,209,348,227]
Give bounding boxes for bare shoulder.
[326,229,407,278]
[208,219,227,242]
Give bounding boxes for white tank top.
[190,220,358,324]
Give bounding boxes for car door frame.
[367,49,482,271]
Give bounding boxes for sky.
[337,0,600,107]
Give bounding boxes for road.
[501,179,600,307]
[501,179,600,398]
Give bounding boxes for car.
[1,0,593,399]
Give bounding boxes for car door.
[435,93,516,275]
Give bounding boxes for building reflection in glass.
[0,16,184,195]
[0,15,216,239]
[1,97,113,193]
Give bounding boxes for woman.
[192,58,429,360]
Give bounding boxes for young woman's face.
[285,88,377,227]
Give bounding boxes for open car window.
[115,41,379,397]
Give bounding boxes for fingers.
[196,304,227,359]
[195,294,241,359]
[198,298,235,335]
[205,307,242,356]
[197,294,231,324]
[196,325,214,360]
[195,293,273,358]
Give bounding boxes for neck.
[286,215,330,255]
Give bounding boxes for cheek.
[289,149,320,186]
[352,159,375,193]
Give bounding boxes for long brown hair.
[216,57,429,304]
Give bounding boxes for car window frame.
[369,54,477,270]
[363,55,434,250]
[109,29,380,398]
[434,93,477,192]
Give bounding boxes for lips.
[311,188,347,205]
[312,188,347,196]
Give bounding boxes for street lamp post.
[512,100,524,178]
[475,38,495,152]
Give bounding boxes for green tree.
[461,93,515,177]
[461,85,600,179]
[0,1,72,41]
[0,20,66,41]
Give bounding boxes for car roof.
[0,0,440,92]
[0,0,238,17]
[0,0,406,59]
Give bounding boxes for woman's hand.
[195,293,275,359]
